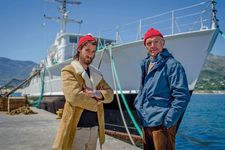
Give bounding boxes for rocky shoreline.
[193,90,225,94]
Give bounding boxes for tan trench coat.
[52,62,114,150]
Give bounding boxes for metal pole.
[136,19,142,40]
[172,10,175,34]
[211,0,218,29]
[200,16,203,30]
[116,26,120,44]
[7,97,10,113]
[61,0,67,33]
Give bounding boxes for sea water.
[177,94,225,150]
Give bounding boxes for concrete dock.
[0,107,141,150]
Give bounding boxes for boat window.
[69,36,77,43]
[96,38,116,50]
[97,39,104,50]
[105,39,114,44]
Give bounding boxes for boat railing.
[94,1,214,45]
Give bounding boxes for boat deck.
[0,107,140,150]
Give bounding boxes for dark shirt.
[77,67,98,127]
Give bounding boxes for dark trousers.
[143,125,176,150]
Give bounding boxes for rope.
[142,1,208,21]
[219,29,225,39]
[97,38,104,50]
[32,67,46,107]
[97,45,138,145]
[97,47,106,69]
[107,45,143,138]
[173,1,208,12]
[108,45,136,146]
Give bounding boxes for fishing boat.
[22,0,219,136]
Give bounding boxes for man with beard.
[134,28,190,150]
[52,34,114,150]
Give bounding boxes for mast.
[211,0,218,29]
[44,0,83,34]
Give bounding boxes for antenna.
[44,0,83,33]
[211,0,219,28]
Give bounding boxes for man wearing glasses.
[134,28,190,150]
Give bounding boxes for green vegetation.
[195,54,225,91]
[195,73,225,90]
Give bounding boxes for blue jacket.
[134,49,190,129]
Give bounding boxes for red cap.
[77,34,97,49]
[144,28,163,46]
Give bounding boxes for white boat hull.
[94,29,218,91]
[22,29,219,97]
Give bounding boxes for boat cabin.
[46,33,115,67]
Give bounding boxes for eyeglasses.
[146,39,164,47]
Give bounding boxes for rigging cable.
[219,29,225,39]
[107,45,143,138]
[97,45,137,145]
[108,45,136,146]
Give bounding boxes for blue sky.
[0,0,225,63]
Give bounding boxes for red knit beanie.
[77,34,97,49]
[144,28,163,46]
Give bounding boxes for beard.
[84,58,93,65]
[79,55,95,66]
